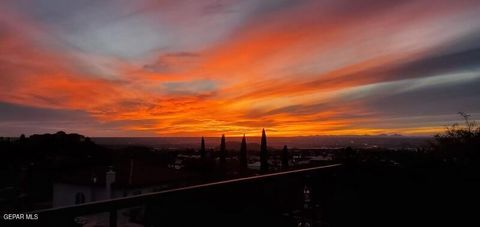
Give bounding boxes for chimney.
[106,166,116,199]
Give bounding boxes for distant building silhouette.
[260,129,269,172]
[282,145,289,169]
[200,137,206,159]
[220,134,226,164]
[239,134,247,169]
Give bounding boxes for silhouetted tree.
[0,131,111,211]
[432,112,480,166]
[19,134,26,142]
[240,134,247,169]
[220,134,226,164]
[282,145,289,169]
[200,137,206,159]
[260,128,269,172]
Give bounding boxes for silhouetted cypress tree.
[282,145,289,168]
[220,134,226,164]
[200,137,206,159]
[260,128,268,172]
[240,134,247,168]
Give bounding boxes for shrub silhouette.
[432,112,480,166]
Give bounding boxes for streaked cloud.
[1,0,480,136]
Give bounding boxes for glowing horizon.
[1,0,480,137]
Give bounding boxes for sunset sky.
[1,0,480,137]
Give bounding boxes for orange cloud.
[1,0,479,136]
